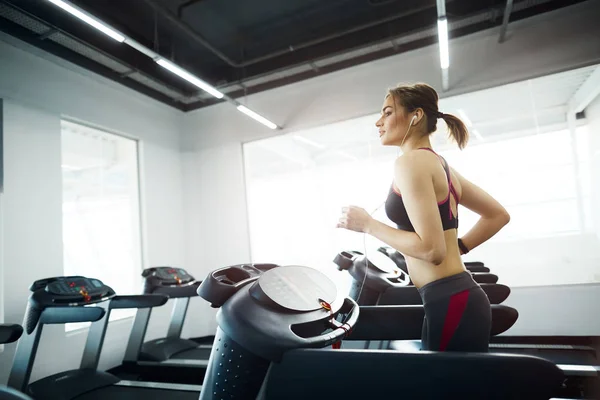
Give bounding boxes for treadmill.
[333,250,516,351]
[378,246,491,272]
[0,324,32,400]
[335,251,600,399]
[335,250,510,305]
[113,264,277,380]
[194,263,564,399]
[7,275,203,399]
[376,247,497,284]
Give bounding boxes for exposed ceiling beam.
[499,0,514,43]
[142,0,434,70]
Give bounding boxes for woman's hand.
[337,206,373,233]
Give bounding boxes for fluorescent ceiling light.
[46,0,125,42]
[237,105,278,130]
[437,17,449,70]
[472,129,484,141]
[47,0,280,127]
[156,59,224,99]
[457,109,473,127]
[293,135,325,149]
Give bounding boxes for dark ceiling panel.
[0,0,595,111]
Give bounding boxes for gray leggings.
[418,272,492,352]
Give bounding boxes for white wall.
[182,1,600,336]
[0,34,200,384]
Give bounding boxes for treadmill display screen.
[45,277,105,300]
[154,267,194,284]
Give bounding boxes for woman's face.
[375,95,411,146]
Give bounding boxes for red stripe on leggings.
[439,289,470,351]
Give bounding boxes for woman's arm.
[338,153,447,264]
[454,170,510,253]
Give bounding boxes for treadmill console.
[143,267,195,285]
[25,276,115,333]
[141,266,201,298]
[198,263,279,308]
[46,277,105,297]
[29,276,114,302]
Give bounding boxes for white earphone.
[400,114,418,148]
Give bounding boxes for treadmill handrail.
[346,304,518,340]
[0,324,24,344]
[110,295,168,309]
[39,307,106,325]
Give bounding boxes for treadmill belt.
[74,385,200,400]
[172,347,212,360]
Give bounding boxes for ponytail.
[441,113,469,150]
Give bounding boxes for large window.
[61,120,143,331]
[243,67,600,288]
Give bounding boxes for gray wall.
[0,34,213,384]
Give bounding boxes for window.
[61,120,143,331]
[243,115,596,288]
[441,127,592,241]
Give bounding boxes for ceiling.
[0,0,591,111]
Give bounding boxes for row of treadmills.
[0,250,598,399]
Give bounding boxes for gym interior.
[0,0,599,399]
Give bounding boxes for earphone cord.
[354,201,385,308]
[356,118,413,301]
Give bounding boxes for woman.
[337,83,510,352]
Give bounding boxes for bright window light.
[237,105,278,130]
[293,135,325,149]
[61,120,143,331]
[457,109,473,127]
[437,17,449,70]
[46,0,125,42]
[156,59,224,99]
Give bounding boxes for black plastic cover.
[198,328,270,400]
[214,266,359,362]
[464,261,489,272]
[264,349,564,400]
[27,369,119,400]
[139,338,199,362]
[346,304,518,340]
[379,284,510,305]
[110,294,168,309]
[472,273,498,284]
[0,324,23,344]
[197,263,277,307]
[333,251,410,299]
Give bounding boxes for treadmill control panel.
[25,276,116,334]
[143,267,195,285]
[39,276,113,303]
[46,277,103,295]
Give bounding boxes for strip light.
[237,106,278,130]
[46,0,125,42]
[45,0,279,129]
[437,17,449,70]
[156,59,223,99]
